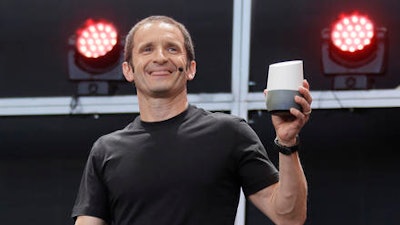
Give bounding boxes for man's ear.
[122,62,134,82]
[187,60,197,81]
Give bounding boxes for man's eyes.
[143,46,152,52]
[139,45,180,54]
[167,47,178,53]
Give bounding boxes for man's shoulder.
[189,105,247,129]
[190,104,243,119]
[101,120,135,139]
[90,121,136,154]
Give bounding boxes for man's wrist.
[276,136,298,147]
[274,135,300,155]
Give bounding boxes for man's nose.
[154,48,168,63]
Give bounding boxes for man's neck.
[137,91,189,122]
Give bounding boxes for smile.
[149,70,172,76]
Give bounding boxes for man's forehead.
[134,21,184,44]
[140,21,177,32]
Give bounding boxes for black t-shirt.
[72,105,279,225]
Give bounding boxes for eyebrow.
[136,40,183,51]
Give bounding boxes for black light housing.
[68,18,125,95]
[321,12,388,90]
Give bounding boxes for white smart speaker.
[266,60,304,114]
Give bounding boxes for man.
[72,15,312,225]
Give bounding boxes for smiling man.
[122,18,196,120]
[71,15,312,225]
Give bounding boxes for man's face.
[123,21,196,98]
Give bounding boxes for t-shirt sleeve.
[71,142,111,223]
[234,119,279,196]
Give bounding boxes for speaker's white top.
[267,60,304,91]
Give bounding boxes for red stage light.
[321,12,388,90]
[72,19,122,75]
[68,18,124,95]
[331,13,374,54]
[76,19,118,58]
[327,12,379,67]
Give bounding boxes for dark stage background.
[1,0,400,224]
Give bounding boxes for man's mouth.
[149,70,172,76]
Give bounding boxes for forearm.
[265,78,310,224]
[273,152,308,224]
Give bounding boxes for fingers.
[296,79,313,116]
[299,80,312,103]
[303,108,312,115]
[302,79,310,90]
